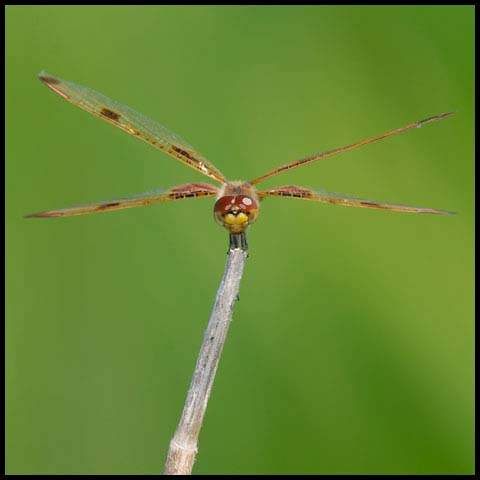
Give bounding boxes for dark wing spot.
[275,186,311,198]
[170,184,217,200]
[100,108,121,121]
[96,202,121,210]
[360,201,388,209]
[170,191,204,200]
[419,112,453,125]
[171,145,196,162]
[39,75,60,85]
[292,192,309,198]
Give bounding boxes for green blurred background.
[6,5,474,475]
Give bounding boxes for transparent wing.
[38,72,227,183]
[259,186,455,214]
[25,183,219,218]
[250,112,454,185]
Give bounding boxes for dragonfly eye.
[214,195,259,233]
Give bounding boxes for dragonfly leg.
[229,233,248,252]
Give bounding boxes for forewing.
[38,72,227,183]
[250,112,454,185]
[25,183,219,218]
[259,186,455,214]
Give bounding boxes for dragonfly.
[26,72,455,250]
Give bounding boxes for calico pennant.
[26,72,455,249]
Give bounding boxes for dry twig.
[163,247,248,475]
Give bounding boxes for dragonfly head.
[214,194,259,234]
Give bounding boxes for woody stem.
[163,246,248,475]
